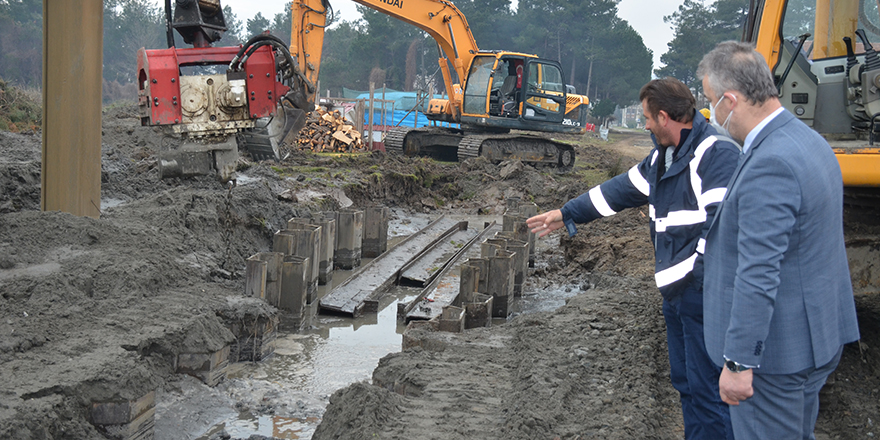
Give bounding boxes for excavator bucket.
[240,103,307,162]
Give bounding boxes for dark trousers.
[730,346,843,440]
[663,287,734,440]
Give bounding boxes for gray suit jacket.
[703,109,860,374]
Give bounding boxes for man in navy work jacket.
[697,41,860,440]
[527,77,739,439]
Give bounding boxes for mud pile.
[0,103,877,439]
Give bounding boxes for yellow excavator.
[291,0,590,171]
[136,0,590,178]
[743,0,880,294]
[744,0,880,191]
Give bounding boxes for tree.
[215,5,243,46]
[515,0,652,107]
[103,0,165,85]
[0,0,43,87]
[271,2,293,45]
[591,98,617,127]
[246,12,272,39]
[655,0,748,89]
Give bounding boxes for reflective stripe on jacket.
[560,114,740,298]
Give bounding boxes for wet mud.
[0,105,878,439]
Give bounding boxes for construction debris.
[295,108,366,153]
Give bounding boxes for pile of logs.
[295,108,365,153]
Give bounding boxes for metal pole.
[42,0,103,218]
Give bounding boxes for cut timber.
[295,108,366,153]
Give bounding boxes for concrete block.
[488,249,515,318]
[502,238,528,297]
[177,346,230,386]
[438,306,465,333]
[335,208,363,269]
[245,255,267,299]
[518,202,539,266]
[255,252,283,306]
[89,390,156,440]
[458,262,481,306]
[285,222,321,303]
[362,205,390,257]
[228,313,278,362]
[280,255,309,319]
[89,390,155,426]
[310,212,337,284]
[401,320,439,351]
[272,230,295,255]
[465,293,493,329]
[467,258,489,295]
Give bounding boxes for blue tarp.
[365,109,457,128]
[352,91,447,113]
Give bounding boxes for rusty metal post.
[42,0,104,217]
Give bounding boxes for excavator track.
[458,133,575,173]
[457,135,486,161]
[385,127,575,173]
[383,127,413,156]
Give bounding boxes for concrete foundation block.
[401,320,440,351]
[310,212,337,284]
[438,306,465,333]
[362,205,390,257]
[335,208,363,269]
[467,258,489,295]
[501,238,528,297]
[177,346,230,387]
[465,293,493,329]
[280,255,309,320]
[285,222,322,303]
[519,202,539,267]
[245,255,267,300]
[458,262,481,306]
[272,230,295,255]
[89,390,155,440]
[255,252,283,306]
[488,249,515,318]
[227,314,278,363]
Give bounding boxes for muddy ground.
[0,104,878,439]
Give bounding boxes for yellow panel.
[836,153,880,187]
[812,0,858,60]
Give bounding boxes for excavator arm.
[291,0,481,118]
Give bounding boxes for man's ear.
[657,110,670,126]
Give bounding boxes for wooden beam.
[41,0,103,218]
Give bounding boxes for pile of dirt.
[1,100,878,440]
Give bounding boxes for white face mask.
[709,94,734,138]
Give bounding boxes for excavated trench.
[0,106,879,439]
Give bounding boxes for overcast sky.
[156,0,683,70]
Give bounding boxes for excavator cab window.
[781,0,880,61]
[463,56,496,116]
[521,59,566,123]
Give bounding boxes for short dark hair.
[639,77,695,124]
[696,41,777,105]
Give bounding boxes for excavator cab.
[461,53,584,133]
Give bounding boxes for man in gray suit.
[697,41,860,439]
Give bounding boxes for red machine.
[137,0,311,180]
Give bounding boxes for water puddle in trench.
[187,216,581,440]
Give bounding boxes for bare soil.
[1,104,878,439]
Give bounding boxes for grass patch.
[0,78,41,132]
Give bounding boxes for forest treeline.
[0,0,746,111]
